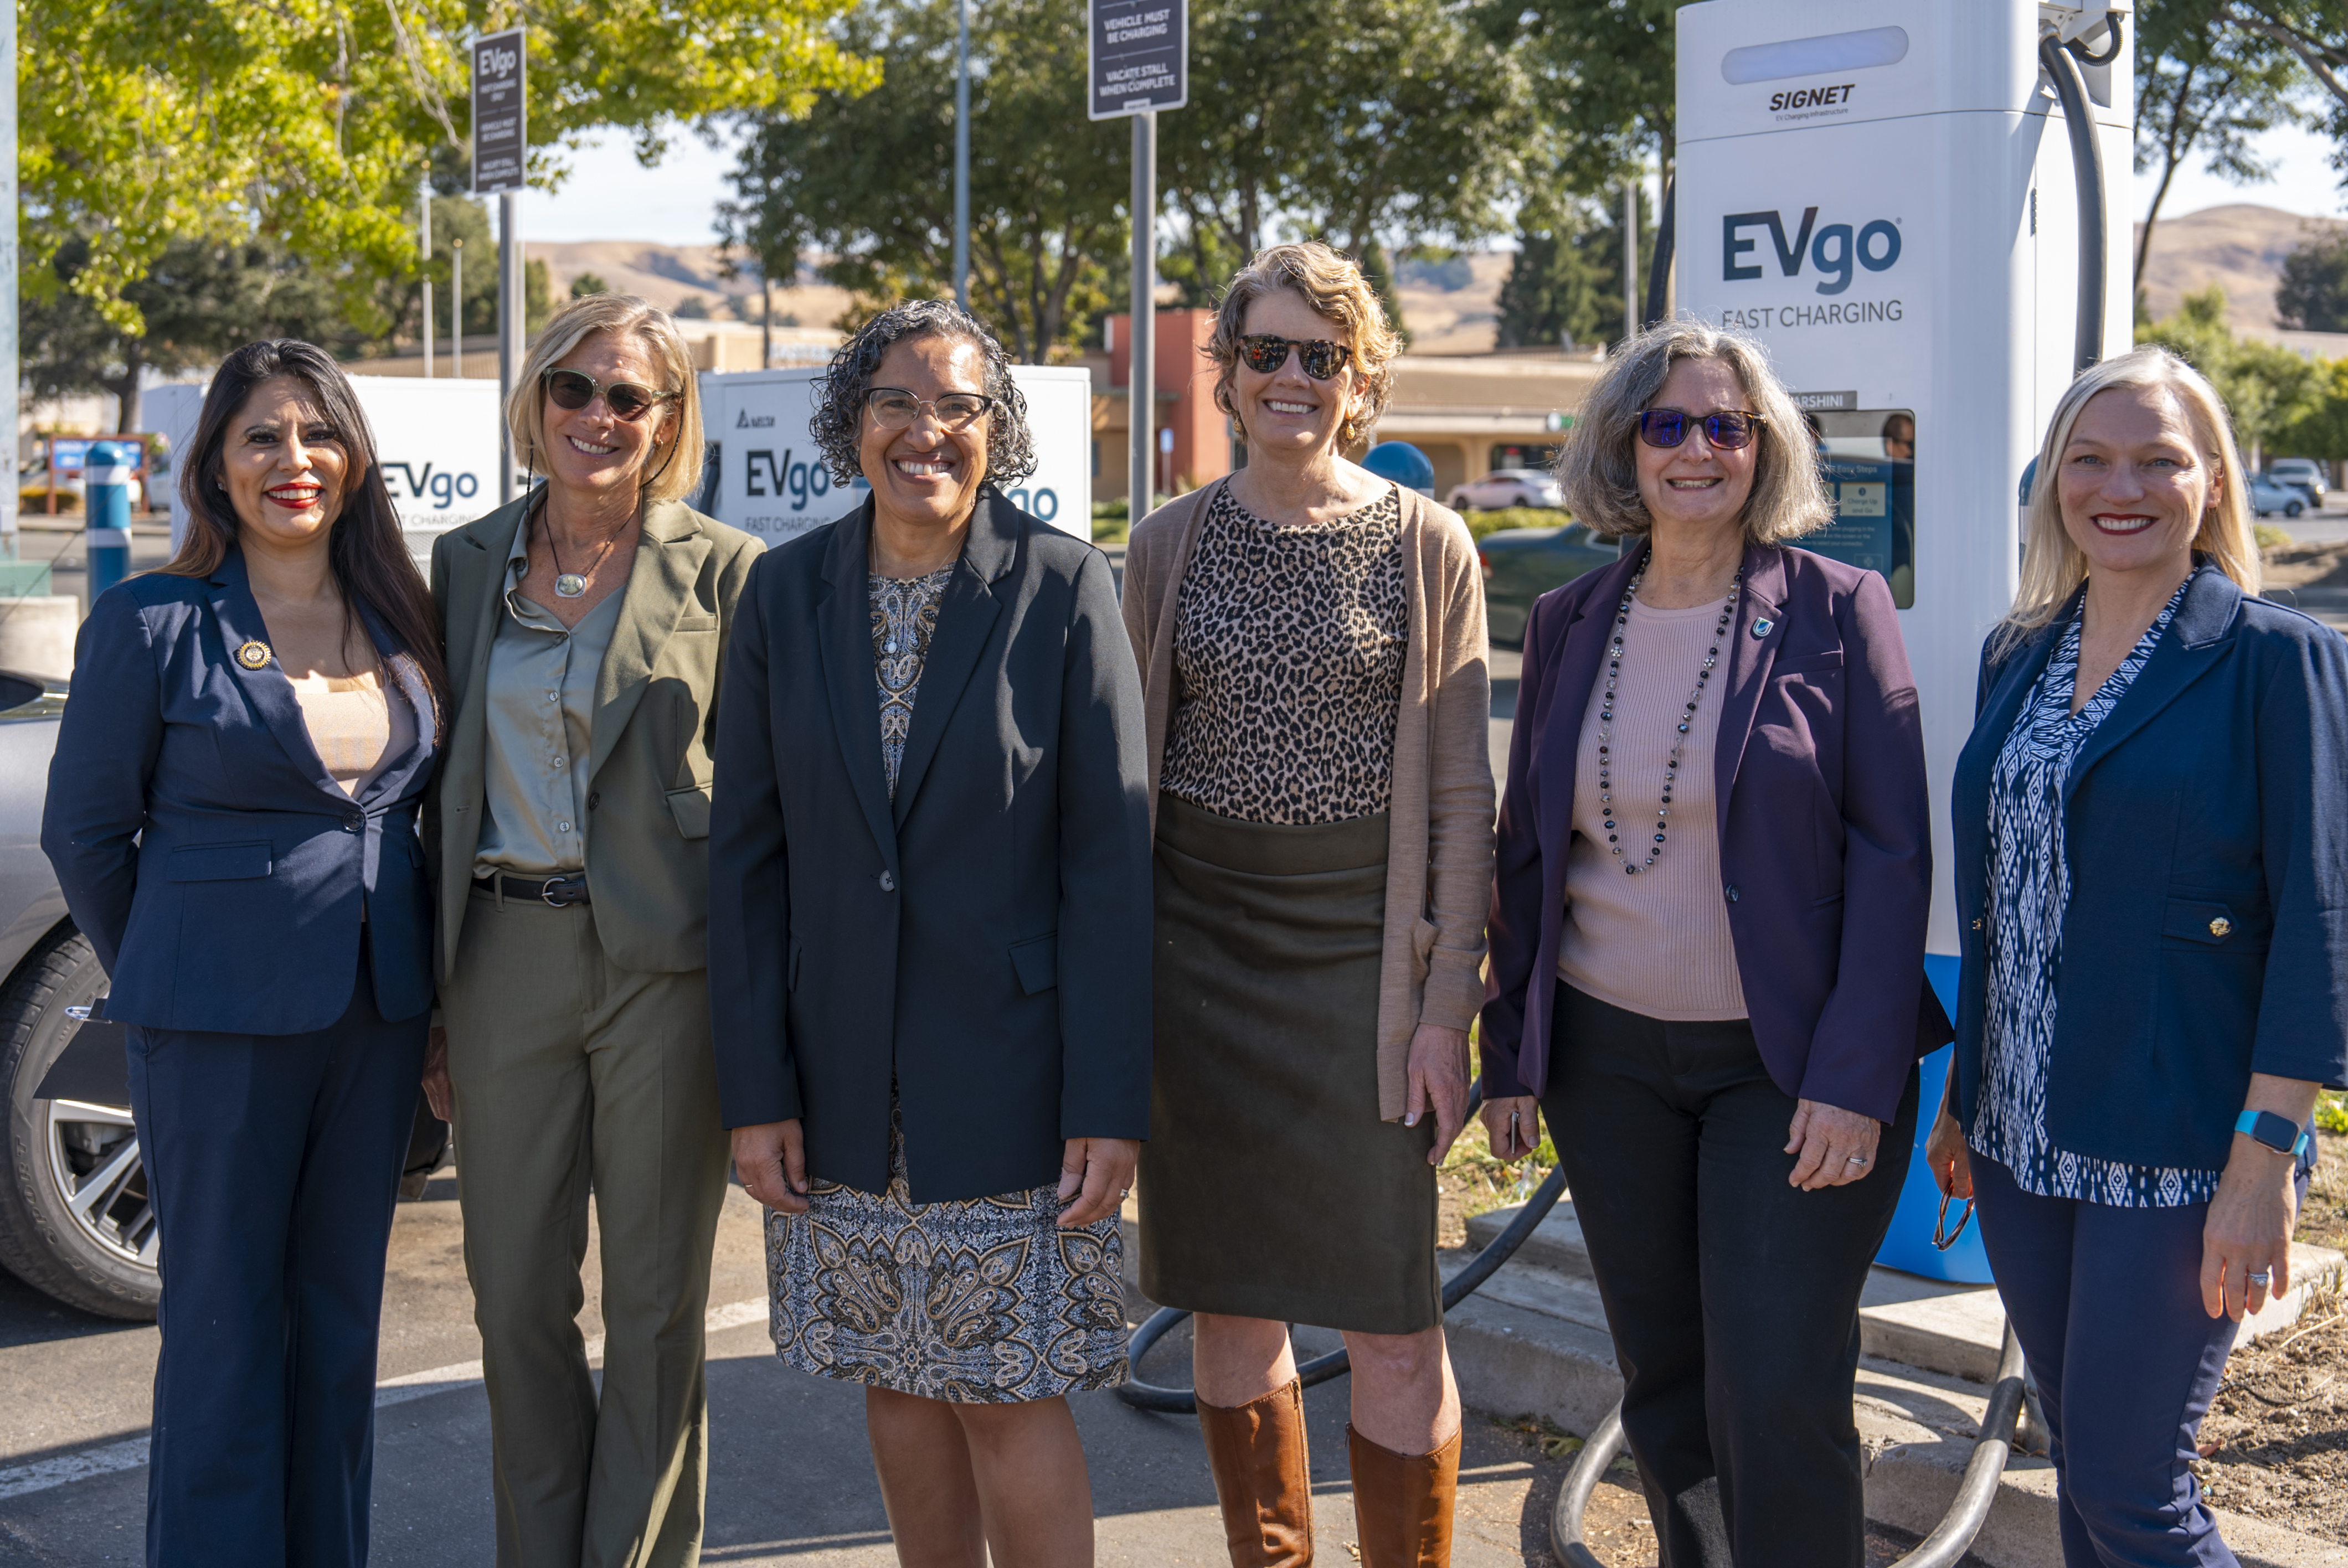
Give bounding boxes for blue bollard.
[84,442,135,602]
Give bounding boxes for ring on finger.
[2248,1269,2272,1287]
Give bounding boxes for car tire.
[0,926,159,1319]
[2286,501,2304,518]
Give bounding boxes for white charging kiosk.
[1674,1,2133,1276]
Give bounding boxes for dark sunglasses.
[1235,334,1353,381]
[1636,409,1766,451]
[542,367,675,422]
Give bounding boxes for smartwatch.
[2235,1110,2312,1160]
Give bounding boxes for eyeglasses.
[865,388,992,431]
[542,368,675,422]
[1933,1190,1975,1251]
[1636,409,1766,451]
[1235,334,1353,381]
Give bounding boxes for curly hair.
[1206,242,1402,450]
[811,300,1037,489]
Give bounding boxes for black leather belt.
[475,872,589,907]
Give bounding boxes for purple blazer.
[1481,542,1949,1123]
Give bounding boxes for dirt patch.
[2259,539,2348,589]
[2187,1129,2348,1546]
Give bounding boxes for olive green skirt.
[1136,794,1439,1335]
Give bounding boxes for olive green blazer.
[425,495,763,982]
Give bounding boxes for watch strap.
[2236,1109,2311,1159]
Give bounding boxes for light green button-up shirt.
[472,523,626,879]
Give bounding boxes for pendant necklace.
[1595,556,1742,875]
[546,513,622,599]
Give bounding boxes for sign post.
[471,28,526,504]
[1088,0,1185,520]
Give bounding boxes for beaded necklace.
[1595,556,1742,875]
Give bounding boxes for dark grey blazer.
[708,491,1153,1202]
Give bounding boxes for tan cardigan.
[1121,479,1496,1120]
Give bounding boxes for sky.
[521,115,2347,249]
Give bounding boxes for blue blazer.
[1951,568,2348,1171]
[42,550,440,1035]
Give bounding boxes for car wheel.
[0,926,159,1319]
[2286,501,2304,518]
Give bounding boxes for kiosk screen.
[1800,409,1915,607]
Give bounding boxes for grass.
[1458,505,1569,541]
[2255,523,2294,552]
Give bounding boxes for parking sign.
[1088,0,1187,118]
[471,29,526,195]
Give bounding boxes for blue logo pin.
[1750,617,1775,639]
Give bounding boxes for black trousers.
[1539,982,1918,1568]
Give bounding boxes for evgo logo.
[1722,208,1901,296]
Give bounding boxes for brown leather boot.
[1196,1378,1315,1566]
[1345,1423,1459,1566]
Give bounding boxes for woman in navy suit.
[1929,347,2346,1567]
[42,339,448,1567]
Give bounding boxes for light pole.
[451,239,465,380]
[1129,111,1155,516]
[421,185,434,379]
[954,0,971,310]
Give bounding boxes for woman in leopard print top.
[1123,243,1495,1566]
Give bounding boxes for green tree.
[20,0,876,337]
[2276,355,2348,464]
[2133,0,2308,297]
[2278,227,2348,331]
[723,0,1130,362]
[22,237,349,432]
[1482,0,1678,184]
[1158,0,1532,274]
[2140,286,2323,462]
[571,271,612,300]
[1495,190,1656,352]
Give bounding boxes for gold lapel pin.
[235,641,274,670]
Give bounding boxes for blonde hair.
[506,294,706,505]
[1206,242,1402,450]
[1554,316,1831,545]
[1996,346,2259,658]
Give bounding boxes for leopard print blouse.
[1158,482,1407,825]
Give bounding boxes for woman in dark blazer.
[42,339,446,1566]
[1928,347,2347,1568]
[1479,319,1948,1568]
[709,300,1151,1566]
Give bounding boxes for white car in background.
[1448,468,1564,512]
[2265,458,2328,509]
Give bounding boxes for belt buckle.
[540,875,585,908]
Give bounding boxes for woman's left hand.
[1785,1099,1883,1190]
[2202,1143,2302,1322]
[1058,1137,1140,1229]
[1405,1023,1472,1165]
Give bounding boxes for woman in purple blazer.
[1479,318,1949,1568]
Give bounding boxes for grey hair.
[1555,316,1832,545]
[811,300,1037,489]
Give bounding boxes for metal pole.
[954,0,970,310]
[84,442,131,602]
[1,1,18,567]
[499,190,519,503]
[1129,111,1156,519]
[421,186,434,379]
[451,239,464,380]
[1622,176,1637,346]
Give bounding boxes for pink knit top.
[1555,595,1748,1020]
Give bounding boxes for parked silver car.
[1447,468,1564,512]
[0,674,445,1319]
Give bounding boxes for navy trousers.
[126,943,425,1568]
[1970,1152,2306,1568]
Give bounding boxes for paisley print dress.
[763,566,1130,1402]
[1969,569,2223,1207]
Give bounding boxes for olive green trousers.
[443,885,729,1568]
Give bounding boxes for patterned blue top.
[1969,569,2223,1208]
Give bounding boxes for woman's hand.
[732,1120,810,1214]
[1785,1099,1884,1190]
[421,1026,452,1123]
[1927,1108,1972,1200]
[2205,1077,2321,1321]
[1058,1137,1140,1229]
[1481,1095,1542,1162]
[1405,1023,1472,1165]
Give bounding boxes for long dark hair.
[164,340,449,733]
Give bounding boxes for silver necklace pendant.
[554,572,588,599]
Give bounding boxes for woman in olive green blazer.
[421,293,760,1568]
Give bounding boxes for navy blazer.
[1483,543,1948,1123]
[42,551,440,1035]
[707,492,1154,1203]
[1951,569,2348,1170]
